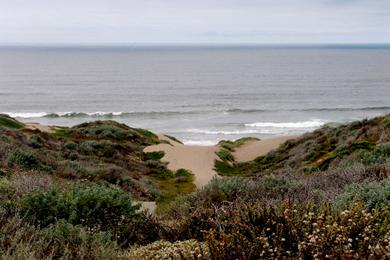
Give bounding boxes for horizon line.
[1,43,390,50]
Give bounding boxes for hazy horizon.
[1,0,390,44]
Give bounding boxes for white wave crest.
[183,140,218,146]
[245,119,326,128]
[3,112,49,118]
[186,129,276,135]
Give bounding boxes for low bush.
[355,144,390,165]
[145,151,165,160]
[335,177,390,211]
[199,176,257,203]
[41,220,118,259]
[20,182,141,229]
[8,148,41,169]
[177,202,390,259]
[0,211,120,259]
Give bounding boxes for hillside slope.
[220,114,390,176]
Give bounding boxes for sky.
[0,0,390,45]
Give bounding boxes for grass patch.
[150,168,195,214]
[52,127,72,138]
[218,137,259,152]
[214,159,238,176]
[0,115,24,129]
[215,148,234,162]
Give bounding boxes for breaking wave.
[245,119,326,128]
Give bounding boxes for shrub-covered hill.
[222,114,390,176]
[0,115,194,201]
[1,114,390,259]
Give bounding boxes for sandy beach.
[144,135,294,187]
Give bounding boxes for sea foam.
[245,119,326,128]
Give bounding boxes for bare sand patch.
[233,136,296,163]
[24,123,53,133]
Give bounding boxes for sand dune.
[144,135,294,187]
[144,135,218,187]
[233,136,295,163]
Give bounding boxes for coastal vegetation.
[0,114,389,259]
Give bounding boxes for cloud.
[0,0,389,44]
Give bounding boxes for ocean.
[0,45,389,145]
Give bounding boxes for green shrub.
[200,176,257,203]
[174,168,190,177]
[78,140,117,157]
[0,212,120,260]
[145,151,165,160]
[29,134,44,148]
[335,178,390,211]
[41,220,117,258]
[64,141,77,150]
[259,174,296,197]
[355,144,390,165]
[21,182,141,229]
[8,148,41,169]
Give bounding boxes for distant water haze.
[0,45,389,145]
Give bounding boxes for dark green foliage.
[174,168,192,178]
[8,148,41,169]
[145,150,165,160]
[0,114,24,129]
[21,182,141,229]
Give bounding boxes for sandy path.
[233,136,295,162]
[24,123,53,133]
[144,135,218,187]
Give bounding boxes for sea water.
[0,45,389,145]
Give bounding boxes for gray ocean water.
[0,45,389,145]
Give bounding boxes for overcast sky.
[1,0,390,44]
